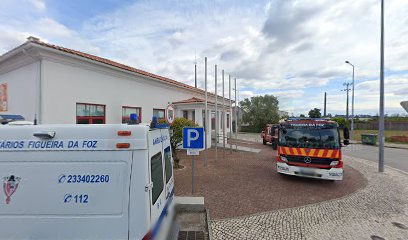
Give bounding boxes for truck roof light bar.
[286,118,331,121]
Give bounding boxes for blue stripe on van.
[151,188,175,239]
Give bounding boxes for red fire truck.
[276,118,350,181]
[261,124,279,150]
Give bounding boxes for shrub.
[170,118,198,168]
[331,116,348,129]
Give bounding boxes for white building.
[0,37,233,147]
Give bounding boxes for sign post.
[183,127,205,194]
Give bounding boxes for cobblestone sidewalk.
[211,157,408,240]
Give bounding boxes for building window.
[151,152,164,205]
[192,110,195,123]
[211,111,215,130]
[183,110,188,119]
[227,113,230,128]
[122,106,141,123]
[153,108,165,120]
[202,110,206,129]
[221,113,224,130]
[76,103,105,124]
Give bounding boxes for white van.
[0,124,175,240]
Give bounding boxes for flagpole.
[215,65,218,162]
[229,74,232,153]
[222,69,226,160]
[204,57,208,167]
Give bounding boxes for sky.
[1,0,407,116]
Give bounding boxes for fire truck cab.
[0,124,175,240]
[276,118,349,181]
[261,124,279,150]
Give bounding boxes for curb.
[345,155,408,176]
[351,142,408,150]
[206,209,213,240]
[174,196,205,212]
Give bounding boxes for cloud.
[1,0,407,116]
[262,0,323,49]
[27,0,46,11]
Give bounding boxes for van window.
[151,152,164,204]
[164,146,172,183]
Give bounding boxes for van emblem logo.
[3,175,21,204]
[304,157,312,164]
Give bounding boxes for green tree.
[299,114,306,117]
[308,108,322,118]
[240,94,279,132]
[169,117,198,168]
[331,116,348,128]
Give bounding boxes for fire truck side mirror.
[343,127,350,140]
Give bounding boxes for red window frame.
[76,103,106,124]
[122,106,142,123]
[153,108,166,120]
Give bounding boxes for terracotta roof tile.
[173,97,207,104]
[172,97,233,108]
[27,38,210,95]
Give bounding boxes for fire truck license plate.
[299,169,316,176]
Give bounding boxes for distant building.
[278,110,289,118]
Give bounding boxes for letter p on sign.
[183,127,205,149]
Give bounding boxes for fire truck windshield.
[279,127,340,149]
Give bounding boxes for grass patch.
[350,130,408,144]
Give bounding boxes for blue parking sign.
[183,127,205,149]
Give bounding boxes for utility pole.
[324,92,327,117]
[379,0,385,172]
[345,60,355,140]
[342,83,351,122]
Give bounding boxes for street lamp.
[345,60,355,140]
[379,0,385,172]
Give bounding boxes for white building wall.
[40,59,204,124]
[0,62,38,121]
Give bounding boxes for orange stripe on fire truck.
[326,150,333,158]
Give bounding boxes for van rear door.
[0,126,132,240]
[161,129,174,200]
[147,129,167,237]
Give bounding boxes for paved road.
[212,157,408,239]
[343,144,408,172]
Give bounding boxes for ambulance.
[0,123,175,240]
